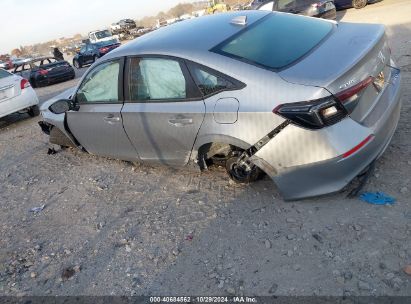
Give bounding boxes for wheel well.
[49,126,77,148]
[197,142,244,168]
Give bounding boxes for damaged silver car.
[39,11,402,200]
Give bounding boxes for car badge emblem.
[339,79,355,90]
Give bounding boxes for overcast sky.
[0,0,195,54]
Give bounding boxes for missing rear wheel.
[225,152,263,184]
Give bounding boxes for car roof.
[104,11,270,61]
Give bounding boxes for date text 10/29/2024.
[149,297,258,303]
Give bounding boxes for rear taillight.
[335,77,373,104]
[38,69,48,76]
[273,96,347,130]
[20,79,30,90]
[99,47,109,53]
[335,76,374,114]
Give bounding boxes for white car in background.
[0,68,39,119]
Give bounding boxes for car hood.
[40,87,76,111]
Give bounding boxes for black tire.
[225,153,263,184]
[28,105,40,117]
[30,79,37,88]
[352,0,367,9]
[73,59,82,69]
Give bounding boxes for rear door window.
[212,13,333,70]
[188,64,238,97]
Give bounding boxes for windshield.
[95,30,112,39]
[0,69,12,79]
[212,13,333,70]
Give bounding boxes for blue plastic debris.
[29,204,45,213]
[359,192,396,205]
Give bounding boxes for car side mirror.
[49,99,78,114]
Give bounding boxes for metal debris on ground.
[47,148,57,155]
[359,192,396,205]
[29,205,45,213]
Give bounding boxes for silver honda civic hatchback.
[39,11,402,200]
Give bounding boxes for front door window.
[77,60,120,103]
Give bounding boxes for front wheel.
[28,105,40,117]
[352,0,367,9]
[225,153,264,184]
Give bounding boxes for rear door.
[66,58,139,161]
[78,46,87,64]
[121,56,205,166]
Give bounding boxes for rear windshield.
[212,13,333,70]
[0,69,11,79]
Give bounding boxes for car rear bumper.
[251,67,402,200]
[0,88,39,119]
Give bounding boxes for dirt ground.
[0,0,410,297]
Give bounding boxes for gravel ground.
[0,0,410,297]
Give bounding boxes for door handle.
[104,114,121,124]
[168,118,193,127]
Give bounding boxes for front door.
[121,57,205,167]
[66,58,139,161]
[84,44,94,64]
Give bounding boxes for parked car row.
[249,0,337,19]
[247,0,383,20]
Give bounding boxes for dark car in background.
[73,39,121,68]
[118,19,137,30]
[13,57,75,88]
[248,0,336,20]
[334,0,382,9]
